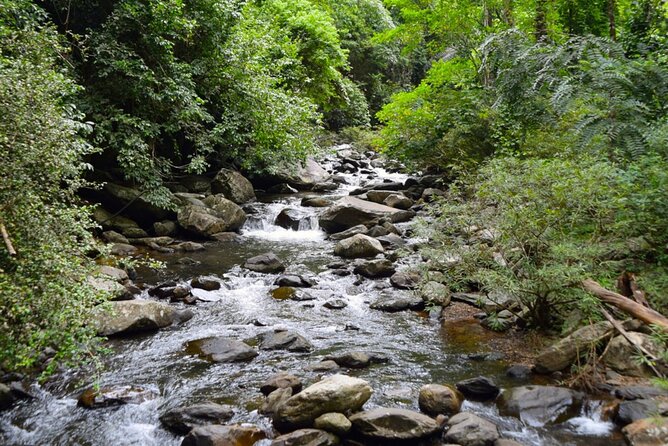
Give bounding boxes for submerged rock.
[185,336,258,363]
[160,403,235,435]
[273,374,372,430]
[349,407,440,441]
[78,385,158,409]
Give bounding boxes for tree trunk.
[535,0,548,40]
[503,0,514,26]
[582,279,668,331]
[608,0,617,40]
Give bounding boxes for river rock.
[390,270,420,289]
[211,168,256,204]
[498,385,583,426]
[271,428,339,446]
[456,377,500,401]
[305,361,340,372]
[353,259,395,278]
[181,424,266,446]
[102,230,129,244]
[244,253,286,273]
[92,300,192,336]
[383,194,413,210]
[88,274,131,301]
[614,385,668,400]
[302,197,333,208]
[365,190,395,203]
[334,234,384,258]
[160,403,235,434]
[177,201,245,238]
[153,220,178,237]
[275,208,310,231]
[185,337,258,363]
[365,225,388,238]
[369,292,424,312]
[273,374,372,430]
[314,413,351,436]
[422,188,446,202]
[101,183,177,224]
[324,352,388,369]
[261,388,293,415]
[443,412,499,446]
[274,275,314,288]
[418,384,462,416]
[259,330,313,352]
[349,407,440,441]
[110,243,139,256]
[534,321,613,373]
[323,299,347,310]
[622,417,668,446]
[376,233,406,249]
[174,192,207,207]
[191,276,222,291]
[328,225,368,241]
[260,372,303,396]
[603,332,663,377]
[319,196,400,233]
[78,385,158,409]
[173,241,206,252]
[615,399,667,426]
[420,281,451,306]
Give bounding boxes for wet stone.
[323,299,347,310]
[78,385,158,409]
[260,372,303,396]
[455,376,500,401]
[160,403,235,435]
[324,351,388,369]
[271,428,339,446]
[181,424,266,446]
[259,330,313,352]
[191,276,222,291]
[306,360,340,372]
[185,337,258,363]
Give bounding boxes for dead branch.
[0,222,16,257]
[582,279,668,331]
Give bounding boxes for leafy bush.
[0,1,102,374]
[420,155,668,329]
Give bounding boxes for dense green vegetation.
[1,0,667,373]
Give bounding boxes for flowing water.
[0,148,625,446]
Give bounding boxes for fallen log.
[582,279,668,331]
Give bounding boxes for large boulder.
[622,417,668,446]
[275,208,310,231]
[181,424,266,446]
[349,408,440,441]
[319,197,401,233]
[498,385,583,426]
[92,300,192,336]
[99,183,177,224]
[78,385,158,409]
[418,384,462,416]
[443,412,499,446]
[603,332,663,377]
[177,197,246,238]
[185,337,258,363]
[211,169,255,204]
[273,374,372,430]
[534,321,613,373]
[244,253,286,273]
[160,403,235,435]
[615,399,668,426]
[333,234,384,259]
[271,429,339,446]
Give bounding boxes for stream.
[0,147,626,446]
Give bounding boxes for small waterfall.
[241,202,325,242]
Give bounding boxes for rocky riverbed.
[1,145,666,446]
